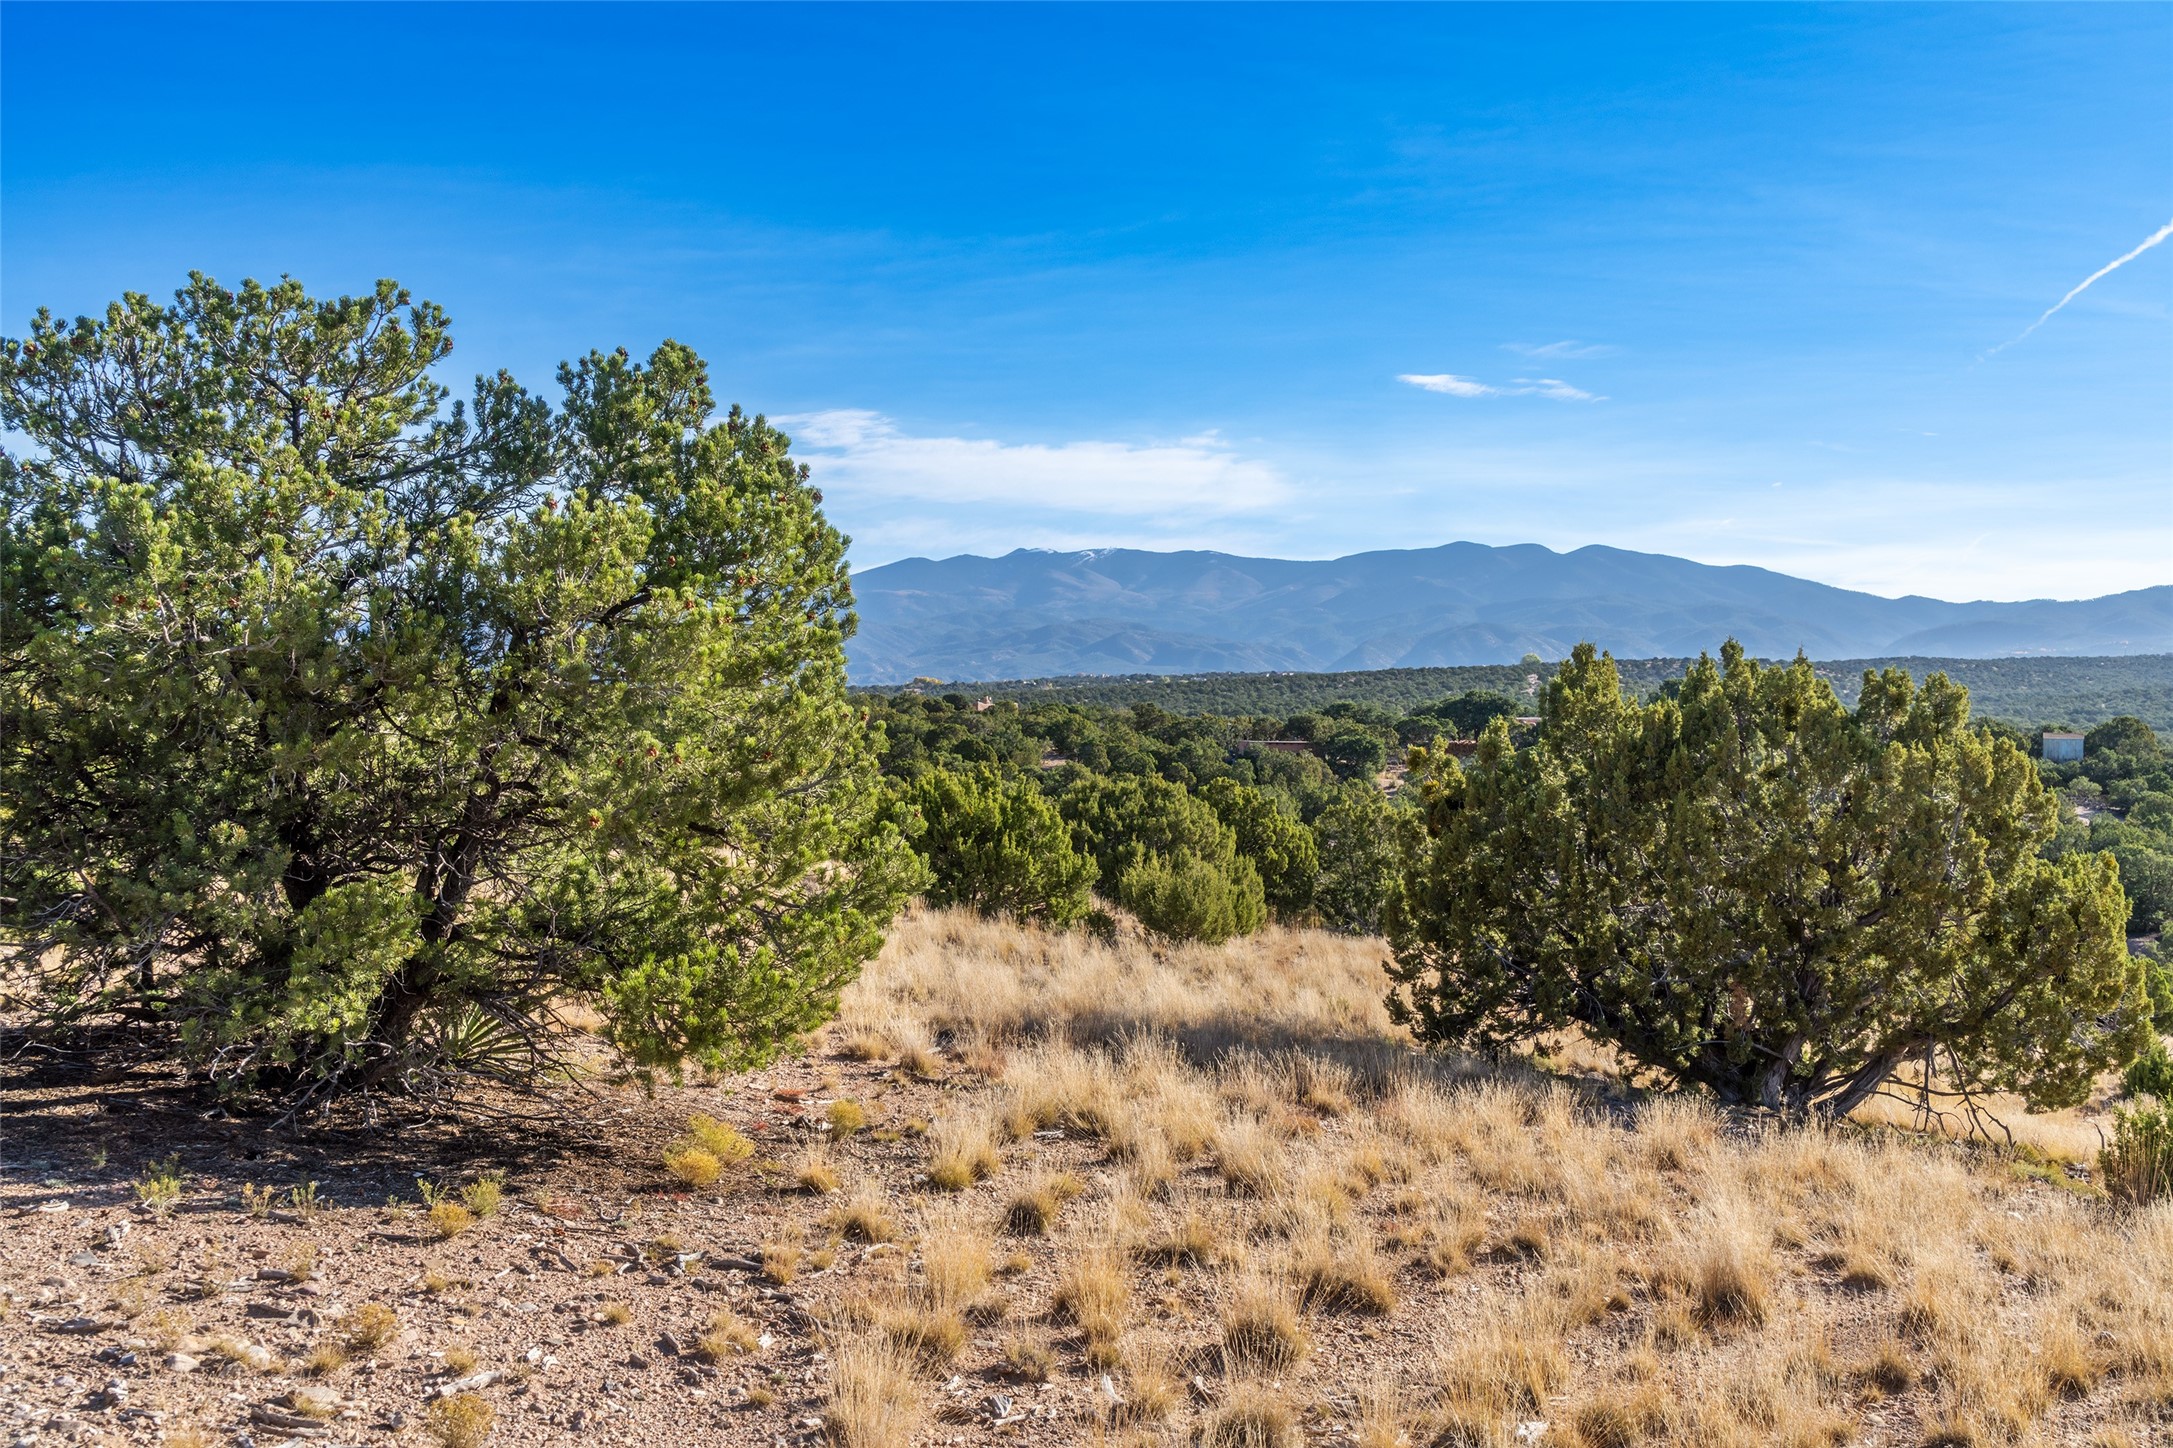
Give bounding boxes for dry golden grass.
[1355,1377,1406,1448]
[1286,1227,1397,1314]
[801,907,2160,1448]
[1674,1193,1775,1329]
[1137,1206,1232,1269]
[1112,1342,1182,1426]
[424,1394,493,1448]
[1219,1272,1307,1371]
[1197,1383,1299,1448]
[1003,1169,1084,1235]
[916,1207,993,1313]
[696,1309,759,1362]
[999,1332,1054,1382]
[821,1333,924,1448]
[1215,1116,1285,1198]
[757,1241,802,1285]
[300,1340,348,1377]
[794,1146,842,1195]
[843,906,1395,1052]
[1053,1237,1132,1368]
[925,1108,1003,1191]
[824,1189,899,1245]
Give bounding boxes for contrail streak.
[1988,218,2173,355]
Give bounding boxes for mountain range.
[845,543,2173,684]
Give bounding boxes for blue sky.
[4,3,2169,601]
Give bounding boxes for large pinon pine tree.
[1388,642,2150,1119]
[1,275,923,1108]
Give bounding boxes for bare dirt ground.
[3,908,2168,1448]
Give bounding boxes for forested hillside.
[869,666,2173,943]
[892,653,2173,730]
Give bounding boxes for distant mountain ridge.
[845,542,2173,684]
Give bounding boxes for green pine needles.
[0,275,922,1108]
[894,766,1098,928]
[1387,641,2152,1120]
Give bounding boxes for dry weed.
[1220,1273,1308,1371]
[1355,1376,1407,1448]
[1637,1094,1718,1172]
[1287,1229,1397,1315]
[838,1024,891,1061]
[337,1302,400,1353]
[1196,1382,1299,1448]
[1563,1385,1674,1448]
[1004,1170,1085,1235]
[796,909,2155,1447]
[795,1147,842,1195]
[424,1393,493,1448]
[821,1334,925,1448]
[1217,1116,1285,1197]
[1655,1193,1773,1330]
[999,1333,1054,1382]
[1435,1296,1568,1424]
[917,1210,994,1313]
[1052,1239,1131,1367]
[1111,1343,1182,1426]
[428,1201,477,1239]
[1138,1207,1232,1269]
[759,1242,802,1285]
[926,1109,1003,1190]
[826,1190,900,1244]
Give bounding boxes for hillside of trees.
[910,652,2173,730]
[869,664,2173,954]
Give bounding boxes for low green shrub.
[2101,1100,2173,1204]
[897,767,1097,927]
[2124,1034,2173,1101]
[1117,851,1267,944]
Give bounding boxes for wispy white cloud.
[1397,372,1500,398]
[1513,377,1601,402]
[1504,340,1618,360]
[777,409,1291,516]
[1398,373,1603,402]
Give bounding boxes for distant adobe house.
[1437,739,1482,759]
[1235,739,1316,755]
[2042,732,2085,763]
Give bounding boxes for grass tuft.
[822,1334,926,1447]
[424,1393,494,1448]
[1003,1170,1085,1235]
[825,1190,899,1244]
[1196,1382,1299,1447]
[1220,1274,1308,1371]
[338,1303,401,1353]
[696,1309,759,1362]
[1052,1241,1131,1366]
[1288,1232,1397,1315]
[926,1110,1003,1191]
